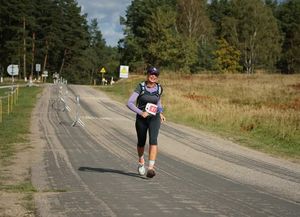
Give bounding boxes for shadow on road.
[78,166,147,179]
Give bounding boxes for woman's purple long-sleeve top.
[127,86,163,116]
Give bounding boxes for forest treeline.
[120,0,300,74]
[0,0,118,84]
[0,0,299,84]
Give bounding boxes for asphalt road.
[31,84,300,217]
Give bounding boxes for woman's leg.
[148,145,157,169]
[146,145,157,178]
[137,146,146,175]
[147,115,161,177]
[135,117,148,175]
[137,146,145,164]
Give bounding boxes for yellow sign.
[119,65,129,78]
[100,67,106,73]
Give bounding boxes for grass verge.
[95,73,300,161]
[0,182,37,193]
[0,85,42,216]
[0,86,42,165]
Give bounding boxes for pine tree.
[146,6,181,67]
[120,0,177,71]
[85,18,107,83]
[208,0,232,38]
[276,0,300,73]
[0,0,111,83]
[0,0,27,75]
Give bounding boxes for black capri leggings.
[135,114,161,147]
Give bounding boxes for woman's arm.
[157,99,166,122]
[127,92,143,115]
[157,99,163,113]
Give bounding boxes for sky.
[76,0,132,47]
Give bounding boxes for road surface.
[31,84,300,217]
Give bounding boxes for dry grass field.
[100,73,300,161]
[160,73,300,158]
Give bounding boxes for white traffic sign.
[36,64,41,72]
[7,64,19,76]
[119,65,129,78]
[42,70,48,77]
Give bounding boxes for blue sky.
[76,0,132,47]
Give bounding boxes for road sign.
[42,70,48,77]
[119,65,129,78]
[100,67,106,73]
[36,64,41,72]
[7,64,19,76]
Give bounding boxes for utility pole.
[42,39,49,80]
[31,32,35,79]
[23,16,26,81]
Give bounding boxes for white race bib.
[145,103,158,115]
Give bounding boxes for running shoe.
[138,164,145,176]
[146,168,156,178]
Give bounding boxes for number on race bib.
[145,103,158,115]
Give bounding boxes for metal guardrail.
[52,78,84,128]
[71,95,84,127]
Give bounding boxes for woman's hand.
[160,113,166,123]
[141,111,149,118]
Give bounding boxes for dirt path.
[0,147,35,217]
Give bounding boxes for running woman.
[127,66,166,178]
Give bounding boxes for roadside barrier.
[52,79,84,128]
[0,86,19,123]
[71,96,84,127]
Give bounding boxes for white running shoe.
[138,164,145,175]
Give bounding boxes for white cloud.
[77,0,131,46]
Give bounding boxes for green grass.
[23,193,36,216]
[0,181,37,216]
[0,86,42,164]
[0,85,42,216]
[42,188,68,193]
[0,182,37,193]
